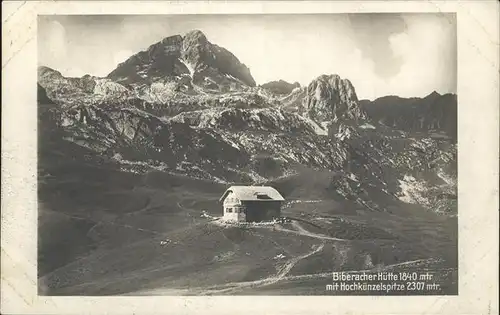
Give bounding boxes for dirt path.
[274,221,350,242]
[275,243,324,279]
[134,242,325,296]
[199,242,325,295]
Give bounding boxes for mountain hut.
[219,186,285,222]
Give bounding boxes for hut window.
[256,193,272,200]
[227,208,233,213]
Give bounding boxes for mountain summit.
[304,74,366,122]
[107,30,256,91]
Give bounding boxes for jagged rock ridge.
[359,91,457,139]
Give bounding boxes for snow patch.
[437,169,456,185]
[298,116,328,136]
[224,73,245,85]
[179,58,195,78]
[218,133,241,150]
[273,254,286,260]
[348,173,358,181]
[359,123,376,130]
[397,175,427,204]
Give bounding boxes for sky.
[38,13,456,100]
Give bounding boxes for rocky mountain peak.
[184,29,208,44]
[107,30,256,90]
[181,30,211,72]
[181,30,256,88]
[303,74,366,123]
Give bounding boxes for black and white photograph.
[2,1,500,313]
[35,13,460,296]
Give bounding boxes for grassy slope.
[39,151,457,295]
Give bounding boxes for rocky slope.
[38,78,456,216]
[360,92,457,140]
[38,66,134,108]
[37,27,457,215]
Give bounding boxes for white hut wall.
[223,193,246,221]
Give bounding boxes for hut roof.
[219,186,285,203]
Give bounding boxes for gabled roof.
[219,186,285,202]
